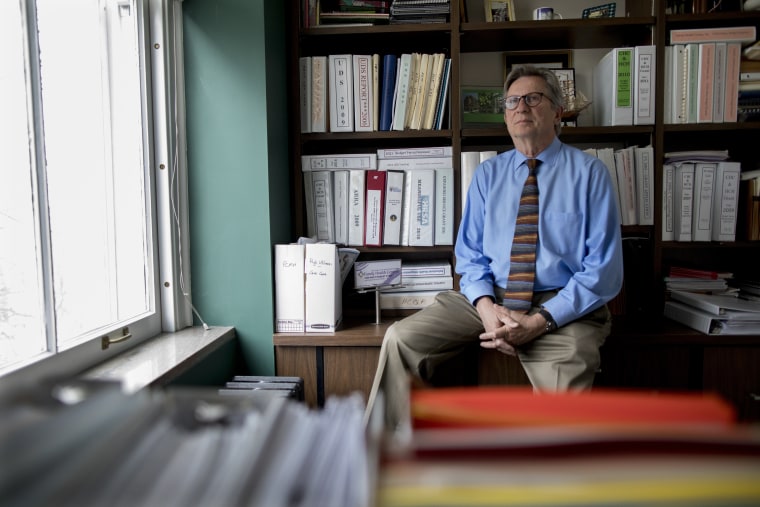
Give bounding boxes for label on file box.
[275,244,305,332]
[305,243,342,332]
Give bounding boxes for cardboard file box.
[305,243,342,332]
[274,244,306,332]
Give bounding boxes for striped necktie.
[503,158,539,313]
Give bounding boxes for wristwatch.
[538,307,557,333]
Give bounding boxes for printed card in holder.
[354,259,402,324]
[354,259,402,289]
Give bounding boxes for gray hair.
[504,65,564,135]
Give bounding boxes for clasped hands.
[477,299,546,356]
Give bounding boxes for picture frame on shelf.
[461,86,505,124]
[547,68,578,126]
[504,50,573,79]
[484,0,515,22]
[548,67,576,105]
[582,3,617,18]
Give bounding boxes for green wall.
[182,0,291,376]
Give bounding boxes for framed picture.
[582,3,617,18]
[484,0,515,22]
[548,67,576,106]
[504,50,573,79]
[461,86,505,124]
[548,67,576,125]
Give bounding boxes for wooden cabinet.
[594,323,760,421]
[703,345,760,422]
[275,323,384,407]
[276,1,760,419]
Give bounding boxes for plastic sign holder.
[354,259,402,325]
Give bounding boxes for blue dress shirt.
[455,137,624,327]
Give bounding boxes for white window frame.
[0,0,192,395]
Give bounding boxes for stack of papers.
[663,150,730,163]
[665,266,733,293]
[665,277,730,292]
[2,387,373,506]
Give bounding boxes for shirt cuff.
[539,295,573,328]
[461,281,497,306]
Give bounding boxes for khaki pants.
[364,290,612,431]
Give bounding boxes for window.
[0,0,190,377]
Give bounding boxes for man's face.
[504,76,561,142]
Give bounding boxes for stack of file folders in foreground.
[1,381,373,507]
[664,290,760,335]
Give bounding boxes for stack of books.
[378,386,760,506]
[664,265,733,293]
[310,0,391,26]
[389,0,450,24]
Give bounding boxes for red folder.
[408,387,757,457]
[411,386,736,429]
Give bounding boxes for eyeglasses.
[504,92,545,110]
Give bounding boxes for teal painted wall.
[182,0,291,376]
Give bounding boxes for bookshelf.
[276,0,760,420]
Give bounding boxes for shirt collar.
[517,137,562,168]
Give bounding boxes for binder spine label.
[616,49,633,108]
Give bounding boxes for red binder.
[364,170,386,246]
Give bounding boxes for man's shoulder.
[557,140,587,157]
[558,142,602,167]
[480,149,516,168]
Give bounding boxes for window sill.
[80,325,236,393]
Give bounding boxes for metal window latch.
[101,327,132,350]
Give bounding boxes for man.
[366,66,623,433]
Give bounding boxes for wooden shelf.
[462,125,654,144]
[663,122,760,133]
[302,22,454,36]
[460,17,656,52]
[283,0,760,419]
[274,321,388,347]
[666,10,760,29]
